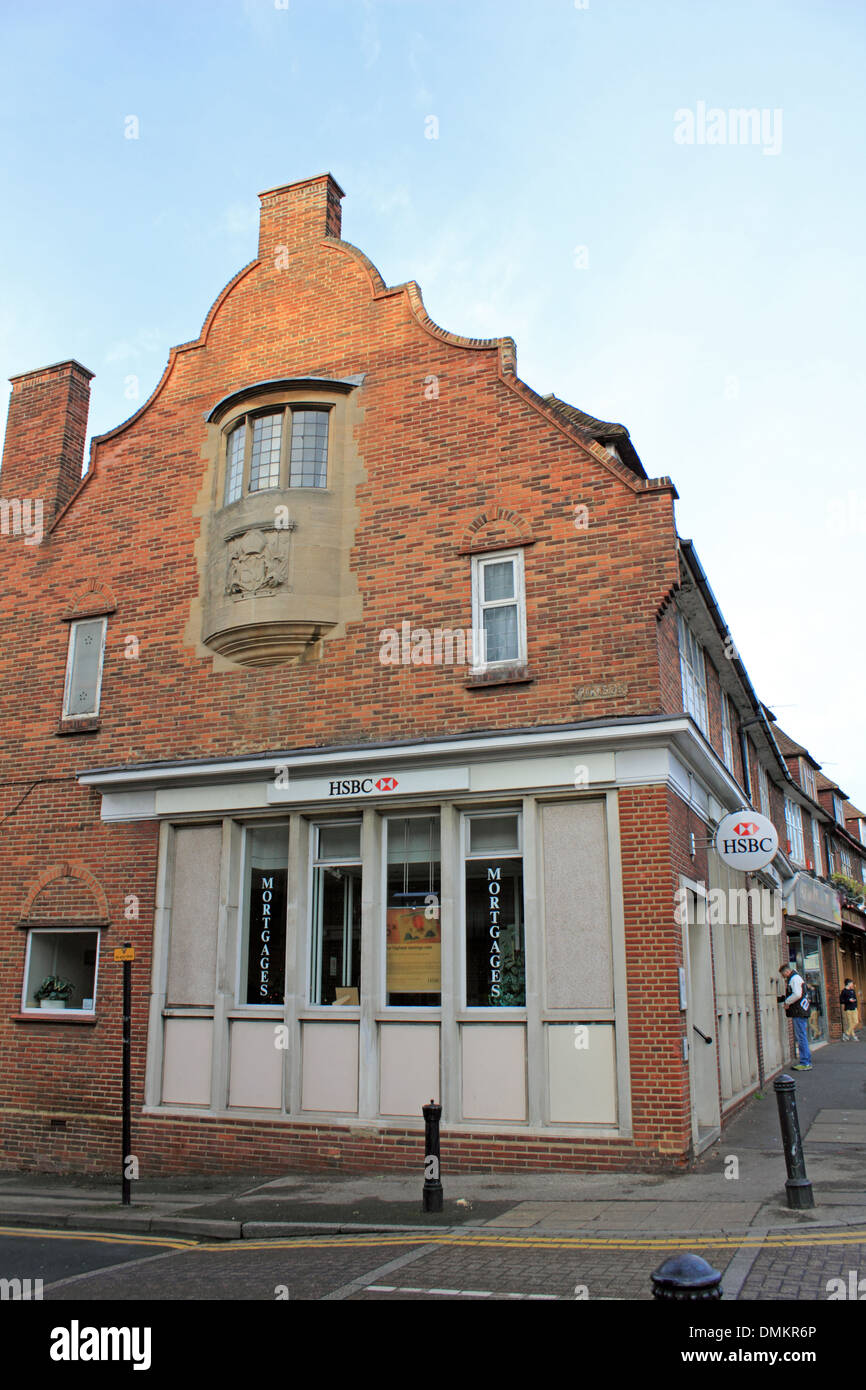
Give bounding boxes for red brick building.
[0,173,840,1176]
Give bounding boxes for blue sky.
[2,0,864,801]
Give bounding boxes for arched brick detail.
[20,861,110,923]
[460,506,534,554]
[62,578,117,621]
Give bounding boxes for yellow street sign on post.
[114,946,135,962]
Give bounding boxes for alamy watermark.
[674,102,782,156]
[0,497,43,545]
[379,622,487,668]
[674,882,779,933]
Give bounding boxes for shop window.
[310,822,362,1005]
[471,550,526,669]
[62,617,107,718]
[222,407,330,504]
[385,815,441,1006]
[239,823,288,1006]
[464,811,525,1008]
[22,929,99,1013]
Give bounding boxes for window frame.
[21,926,101,1015]
[307,819,363,1008]
[460,808,526,1013]
[61,616,107,719]
[382,812,442,1012]
[222,404,333,505]
[677,613,709,738]
[800,759,817,801]
[720,690,734,770]
[470,548,527,672]
[235,819,290,1009]
[784,796,806,866]
[811,817,823,876]
[757,763,771,820]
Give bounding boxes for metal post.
[422,1100,443,1213]
[122,947,132,1207]
[773,1073,814,1209]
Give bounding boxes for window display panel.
[386,816,441,1006]
[241,823,288,1005]
[311,822,362,1005]
[465,813,525,1007]
[23,930,99,1011]
[789,931,827,1044]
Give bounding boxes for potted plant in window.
[34,976,75,1010]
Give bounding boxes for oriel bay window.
[464,812,525,1007]
[385,815,441,1006]
[310,821,362,1005]
[240,822,288,1005]
[223,406,331,504]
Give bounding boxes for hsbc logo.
[328,776,399,797]
[715,810,779,870]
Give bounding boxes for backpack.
[789,978,811,1017]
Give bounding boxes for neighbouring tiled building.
[0,173,861,1176]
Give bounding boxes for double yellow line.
[5,1224,866,1254]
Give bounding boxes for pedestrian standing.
[840,979,859,1041]
[779,962,812,1070]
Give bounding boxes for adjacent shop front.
[782,873,842,1046]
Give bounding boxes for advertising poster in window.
[386,905,441,994]
[246,868,287,1005]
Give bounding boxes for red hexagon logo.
[733,821,759,836]
[375,776,398,792]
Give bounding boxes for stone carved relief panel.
[225,527,291,599]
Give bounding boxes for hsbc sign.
[267,765,470,804]
[327,776,399,796]
[714,810,779,871]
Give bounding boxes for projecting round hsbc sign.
[714,811,779,871]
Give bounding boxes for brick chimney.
[257,173,344,263]
[1,359,93,518]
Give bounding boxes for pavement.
[2,1036,865,1245]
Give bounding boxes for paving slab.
[806,1124,866,1144]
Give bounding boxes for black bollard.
[651,1253,722,1300]
[773,1073,814,1209]
[422,1099,443,1213]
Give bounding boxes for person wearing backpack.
[779,962,812,1070]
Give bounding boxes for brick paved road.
[5,1225,866,1302]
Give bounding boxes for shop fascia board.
[80,715,745,822]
